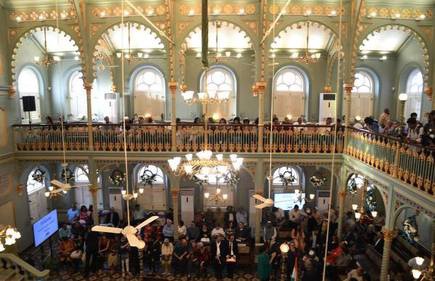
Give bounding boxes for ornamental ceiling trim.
[268,4,344,17]
[8,8,76,23]
[178,3,256,16]
[362,6,432,20]
[91,4,168,18]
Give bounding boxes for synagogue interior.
[0,0,434,280]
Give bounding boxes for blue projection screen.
[33,209,59,247]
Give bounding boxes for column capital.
[424,86,432,100]
[323,85,333,93]
[8,85,16,98]
[168,81,178,94]
[382,228,397,241]
[171,189,179,197]
[89,184,99,194]
[84,83,93,91]
[343,83,353,93]
[339,191,346,198]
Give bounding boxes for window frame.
[18,66,43,124]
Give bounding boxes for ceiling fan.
[253,194,274,209]
[92,215,158,249]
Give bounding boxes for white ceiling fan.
[253,194,274,209]
[92,215,159,249]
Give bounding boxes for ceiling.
[26,27,78,53]
[271,21,336,50]
[185,21,252,50]
[101,22,165,51]
[360,29,411,53]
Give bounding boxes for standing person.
[211,234,228,280]
[161,238,174,276]
[224,206,237,227]
[286,242,300,281]
[172,238,188,276]
[84,230,99,277]
[379,108,390,128]
[163,219,175,241]
[98,234,110,270]
[119,236,130,277]
[263,221,277,244]
[132,204,144,225]
[149,237,162,274]
[226,234,238,278]
[67,204,79,222]
[257,246,271,281]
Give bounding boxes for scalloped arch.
[354,24,431,86]
[10,25,81,86]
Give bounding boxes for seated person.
[235,222,250,243]
[58,238,75,264]
[58,223,72,240]
[211,224,225,239]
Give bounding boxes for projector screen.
[33,209,59,247]
[274,193,305,211]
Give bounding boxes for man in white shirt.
[160,238,174,275]
[211,224,226,238]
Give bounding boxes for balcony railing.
[12,123,434,196]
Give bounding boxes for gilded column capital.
[323,85,332,93]
[256,81,267,94]
[168,81,178,94]
[424,86,432,100]
[89,184,99,194]
[84,83,93,92]
[339,191,346,199]
[343,83,353,93]
[8,85,16,98]
[382,228,397,241]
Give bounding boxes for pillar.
[343,83,353,147]
[88,157,99,224]
[84,83,93,150]
[169,81,177,151]
[257,82,266,153]
[254,159,265,243]
[170,175,180,239]
[337,166,347,240]
[379,185,396,281]
[380,228,396,281]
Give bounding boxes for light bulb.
[216,188,221,194]
[309,194,315,200]
[204,192,210,199]
[354,212,361,221]
[216,154,223,161]
[6,228,14,237]
[415,256,425,266]
[5,236,15,246]
[133,192,138,199]
[280,243,289,253]
[139,187,144,194]
[411,269,422,279]
[44,192,50,197]
[48,186,54,191]
[62,190,67,194]
[223,194,228,200]
[121,190,127,195]
[352,204,358,211]
[13,230,21,240]
[371,211,378,218]
[294,189,300,194]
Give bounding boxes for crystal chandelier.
[168,152,243,183]
[0,225,21,252]
[204,187,228,204]
[295,21,321,64]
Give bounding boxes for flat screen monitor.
[274,193,305,211]
[33,209,59,247]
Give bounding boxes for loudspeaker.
[22,96,36,112]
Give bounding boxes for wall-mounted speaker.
[22,96,36,112]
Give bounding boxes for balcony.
[12,123,434,196]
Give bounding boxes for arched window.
[201,66,237,119]
[133,66,166,120]
[69,70,87,120]
[351,70,375,119]
[75,165,89,183]
[136,164,167,210]
[274,67,307,119]
[74,165,103,209]
[272,166,300,186]
[405,69,423,118]
[18,67,42,123]
[26,168,47,221]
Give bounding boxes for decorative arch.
[10,25,81,90]
[355,24,431,89]
[273,65,310,119]
[350,68,379,118]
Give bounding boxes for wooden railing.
[0,253,50,280]
[346,128,435,195]
[12,123,434,196]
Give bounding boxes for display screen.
[274,193,305,211]
[33,209,59,247]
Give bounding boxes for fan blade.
[126,234,144,249]
[135,216,159,230]
[253,194,266,202]
[255,202,272,209]
[50,179,71,190]
[92,225,122,234]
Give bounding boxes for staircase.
[0,254,49,281]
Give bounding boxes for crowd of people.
[51,202,394,281]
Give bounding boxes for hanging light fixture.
[34,27,58,67]
[295,21,321,64]
[0,225,21,252]
[204,186,228,204]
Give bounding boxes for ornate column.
[84,82,93,150]
[88,158,99,224]
[257,82,266,153]
[337,166,348,239]
[380,228,396,281]
[170,175,180,239]
[425,87,433,109]
[169,81,177,151]
[343,83,353,147]
[254,160,264,243]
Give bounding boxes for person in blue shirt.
[66,204,79,222]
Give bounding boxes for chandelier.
[295,21,321,64]
[408,256,431,280]
[168,152,243,183]
[0,225,21,252]
[34,27,60,67]
[204,187,228,204]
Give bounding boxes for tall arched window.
[18,67,42,123]
[26,168,47,221]
[351,70,374,119]
[133,66,166,120]
[274,67,307,119]
[74,165,103,209]
[69,70,87,120]
[272,166,300,187]
[405,69,423,119]
[136,165,167,210]
[201,66,237,119]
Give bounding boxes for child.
[119,236,130,277]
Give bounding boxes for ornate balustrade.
[12,123,435,196]
[346,128,435,195]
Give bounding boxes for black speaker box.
[22,96,36,112]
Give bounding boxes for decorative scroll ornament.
[32,168,46,183]
[110,169,126,186]
[139,166,159,186]
[279,169,296,186]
